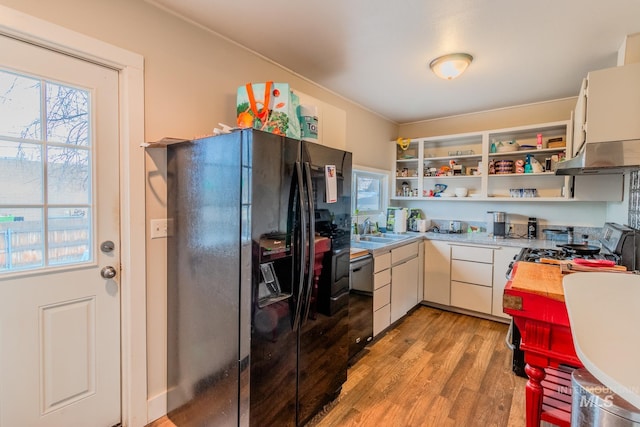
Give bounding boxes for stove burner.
[516,247,619,264]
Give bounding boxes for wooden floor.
[309,306,527,427]
[148,306,527,427]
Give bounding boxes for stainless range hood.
[555,139,640,175]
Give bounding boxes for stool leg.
[525,363,546,427]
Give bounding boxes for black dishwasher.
[348,254,373,362]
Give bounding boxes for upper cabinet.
[394,120,575,202]
[573,62,640,155]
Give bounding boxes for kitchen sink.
[358,233,412,243]
[377,233,411,240]
[359,236,397,243]
[351,240,385,250]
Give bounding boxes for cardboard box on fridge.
[236,81,301,139]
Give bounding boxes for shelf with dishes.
[392,120,577,201]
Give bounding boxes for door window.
[0,69,92,273]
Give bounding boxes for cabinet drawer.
[451,245,494,263]
[451,281,492,314]
[373,304,390,336]
[391,241,419,265]
[373,284,391,311]
[374,252,391,273]
[373,269,391,290]
[451,259,493,287]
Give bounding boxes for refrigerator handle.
[292,161,306,331]
[302,162,316,323]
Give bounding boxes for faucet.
[363,217,372,234]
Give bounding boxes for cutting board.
[510,262,565,301]
[350,248,370,260]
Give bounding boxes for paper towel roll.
[393,208,407,233]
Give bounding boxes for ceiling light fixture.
[429,53,473,80]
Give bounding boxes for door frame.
[0,5,147,427]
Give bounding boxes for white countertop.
[563,272,640,410]
[350,231,564,256]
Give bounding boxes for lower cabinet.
[372,240,422,336]
[424,240,519,319]
[451,281,492,313]
[390,255,419,323]
[423,240,451,305]
[450,245,494,314]
[372,252,391,336]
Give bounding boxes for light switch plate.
[151,218,170,239]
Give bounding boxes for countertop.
[563,272,640,410]
[350,231,564,256]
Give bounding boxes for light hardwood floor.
[309,306,526,427]
[148,306,527,427]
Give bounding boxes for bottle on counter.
[566,226,574,244]
[527,217,538,239]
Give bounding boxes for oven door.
[504,249,528,378]
[506,319,527,378]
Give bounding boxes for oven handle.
[505,319,515,351]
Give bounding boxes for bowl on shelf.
[454,187,468,197]
[496,141,520,152]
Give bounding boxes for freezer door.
[166,133,242,426]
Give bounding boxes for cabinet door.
[423,240,451,305]
[390,256,419,323]
[373,304,390,336]
[491,246,520,319]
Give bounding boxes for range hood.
[555,139,640,175]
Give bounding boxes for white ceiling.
[148,0,640,124]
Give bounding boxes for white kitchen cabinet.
[491,246,520,319]
[386,241,420,324]
[450,244,494,315]
[486,122,571,200]
[417,241,424,302]
[389,120,634,201]
[372,252,391,336]
[391,255,419,323]
[572,62,640,151]
[423,240,522,320]
[423,240,451,305]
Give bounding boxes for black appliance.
[348,254,373,362]
[506,222,638,378]
[166,129,352,426]
[315,209,350,316]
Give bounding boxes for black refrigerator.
[166,129,352,426]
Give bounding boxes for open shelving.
[393,120,574,202]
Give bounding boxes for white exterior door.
[0,34,121,426]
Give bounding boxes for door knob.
[101,266,117,279]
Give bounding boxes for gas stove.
[516,247,619,264]
[508,222,638,277]
[528,223,637,268]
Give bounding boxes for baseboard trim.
[147,391,167,424]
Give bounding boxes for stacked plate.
[494,159,514,174]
